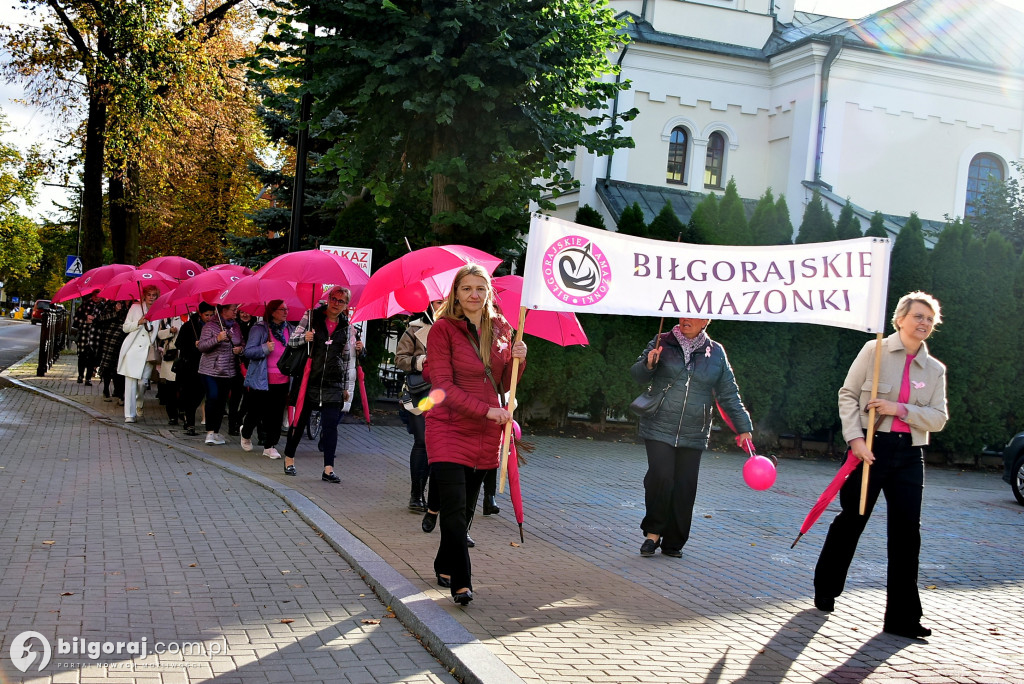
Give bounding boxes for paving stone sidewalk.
[5,353,1024,683]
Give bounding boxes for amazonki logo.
[542,236,611,306]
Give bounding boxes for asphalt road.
[0,319,40,371]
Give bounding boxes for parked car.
[30,299,51,325]
[1001,432,1024,506]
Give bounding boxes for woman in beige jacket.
[814,291,948,640]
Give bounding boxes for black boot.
[483,495,500,516]
[408,477,427,513]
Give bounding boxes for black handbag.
[629,365,689,418]
[162,347,179,362]
[277,343,309,377]
[404,371,431,400]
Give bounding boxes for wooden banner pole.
[498,306,528,494]
[859,332,884,515]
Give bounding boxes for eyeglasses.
[329,297,349,305]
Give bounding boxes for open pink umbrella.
[97,268,178,301]
[214,276,306,316]
[255,249,369,310]
[145,291,192,322]
[790,450,860,548]
[52,264,135,302]
[139,256,205,281]
[491,275,588,345]
[208,263,255,276]
[168,270,244,307]
[351,245,501,324]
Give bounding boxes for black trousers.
[178,368,205,429]
[241,383,289,449]
[408,411,429,487]
[641,440,703,552]
[814,432,925,628]
[432,463,487,596]
[77,350,96,381]
[284,401,343,468]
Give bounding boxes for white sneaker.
[263,447,282,459]
[240,437,253,452]
[125,417,136,424]
[205,432,225,445]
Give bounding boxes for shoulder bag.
[277,343,309,377]
[629,363,689,418]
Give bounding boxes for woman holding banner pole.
[630,317,752,559]
[813,291,947,640]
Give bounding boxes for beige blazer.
[839,332,948,447]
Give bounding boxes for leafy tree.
[0,113,47,283]
[574,204,606,230]
[971,166,1024,253]
[255,0,636,246]
[834,200,862,240]
[616,201,646,236]
[864,210,888,238]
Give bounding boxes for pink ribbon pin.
[912,381,925,389]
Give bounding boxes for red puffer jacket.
[424,316,524,470]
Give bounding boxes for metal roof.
[623,0,1024,73]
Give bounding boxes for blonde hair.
[892,291,942,332]
[439,264,501,367]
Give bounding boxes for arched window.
[965,153,1004,217]
[704,131,725,189]
[666,127,688,185]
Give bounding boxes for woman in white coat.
[118,285,160,423]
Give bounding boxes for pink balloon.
[512,420,522,441]
[394,282,430,313]
[743,455,776,491]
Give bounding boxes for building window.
[704,131,725,189]
[666,127,688,185]
[965,153,1004,217]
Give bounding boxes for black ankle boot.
[408,492,427,513]
[483,495,500,516]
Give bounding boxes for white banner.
[520,214,891,333]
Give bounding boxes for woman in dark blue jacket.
[630,317,752,558]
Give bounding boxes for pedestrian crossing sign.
[65,255,84,277]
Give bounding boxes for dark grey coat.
[630,332,752,449]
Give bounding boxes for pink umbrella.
[208,263,255,276]
[52,264,135,302]
[168,270,244,307]
[139,256,205,281]
[790,450,861,548]
[214,276,306,316]
[491,275,589,345]
[508,434,525,543]
[356,364,371,429]
[145,291,192,322]
[255,249,369,310]
[289,358,314,427]
[351,245,501,323]
[97,268,178,301]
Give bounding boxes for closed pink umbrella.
[508,434,525,543]
[351,245,501,323]
[139,256,205,281]
[791,451,861,548]
[356,364,370,429]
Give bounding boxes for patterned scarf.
[671,325,708,365]
[268,320,287,346]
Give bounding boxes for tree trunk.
[81,85,107,271]
[430,131,454,237]
[108,172,126,264]
[125,161,141,264]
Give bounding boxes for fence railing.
[36,306,70,376]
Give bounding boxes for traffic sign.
[65,255,84,277]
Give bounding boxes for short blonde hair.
[892,291,942,331]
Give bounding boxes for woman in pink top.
[240,300,294,460]
[814,291,948,640]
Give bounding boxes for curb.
[2,351,525,684]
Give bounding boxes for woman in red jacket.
[425,264,526,606]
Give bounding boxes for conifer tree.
[616,202,646,237]
[835,200,862,239]
[795,191,837,243]
[864,211,889,238]
[748,188,776,245]
[886,213,930,317]
[688,192,719,244]
[575,204,607,230]
[647,202,687,242]
[771,195,795,245]
[715,178,751,245]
